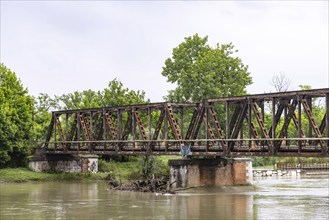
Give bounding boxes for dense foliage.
[58,78,148,110]
[162,34,252,102]
[0,64,34,167]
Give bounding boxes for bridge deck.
[44,88,329,157]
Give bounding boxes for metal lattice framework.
[44,88,329,157]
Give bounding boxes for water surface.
[0,175,328,219]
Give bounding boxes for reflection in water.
[169,194,253,219]
[0,175,328,220]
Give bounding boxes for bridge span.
[44,88,329,157]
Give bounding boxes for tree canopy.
[32,78,149,142]
[58,78,148,110]
[162,34,252,102]
[0,64,34,167]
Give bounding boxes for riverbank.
[0,168,108,183]
[0,156,177,183]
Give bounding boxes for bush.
[137,156,169,180]
[252,157,276,167]
[98,159,112,172]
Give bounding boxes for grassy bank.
[0,168,107,183]
[99,155,179,182]
[0,156,178,183]
[1,156,327,183]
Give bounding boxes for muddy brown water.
[0,174,328,220]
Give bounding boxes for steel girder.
[44,88,329,157]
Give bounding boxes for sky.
[1,1,328,102]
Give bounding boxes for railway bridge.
[44,88,329,157]
[32,88,329,187]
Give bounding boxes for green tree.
[58,78,148,110]
[59,89,102,110]
[33,93,59,143]
[162,34,252,102]
[0,64,34,167]
[100,78,148,106]
[137,156,168,180]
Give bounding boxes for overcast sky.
[1,1,328,102]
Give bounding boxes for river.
[0,174,328,220]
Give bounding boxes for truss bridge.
[44,88,329,157]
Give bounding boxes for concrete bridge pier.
[29,154,99,173]
[168,158,252,188]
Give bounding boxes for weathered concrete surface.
[29,155,98,173]
[169,158,252,188]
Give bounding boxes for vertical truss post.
[148,107,152,152]
[321,93,329,156]
[118,110,122,151]
[307,97,312,142]
[205,101,209,151]
[53,114,57,148]
[65,113,68,152]
[90,112,93,140]
[180,107,184,139]
[271,98,276,155]
[102,110,106,140]
[102,109,107,150]
[247,98,252,148]
[65,113,68,141]
[77,112,80,150]
[297,96,302,153]
[132,108,136,149]
[260,100,265,146]
[89,112,93,152]
[164,104,168,151]
[284,99,287,125]
[283,99,288,146]
[240,105,244,147]
[225,101,230,154]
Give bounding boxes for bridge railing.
[277,162,329,170]
[44,137,328,157]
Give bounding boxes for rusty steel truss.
[44,88,329,157]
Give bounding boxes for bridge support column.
[29,154,98,173]
[168,158,252,188]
